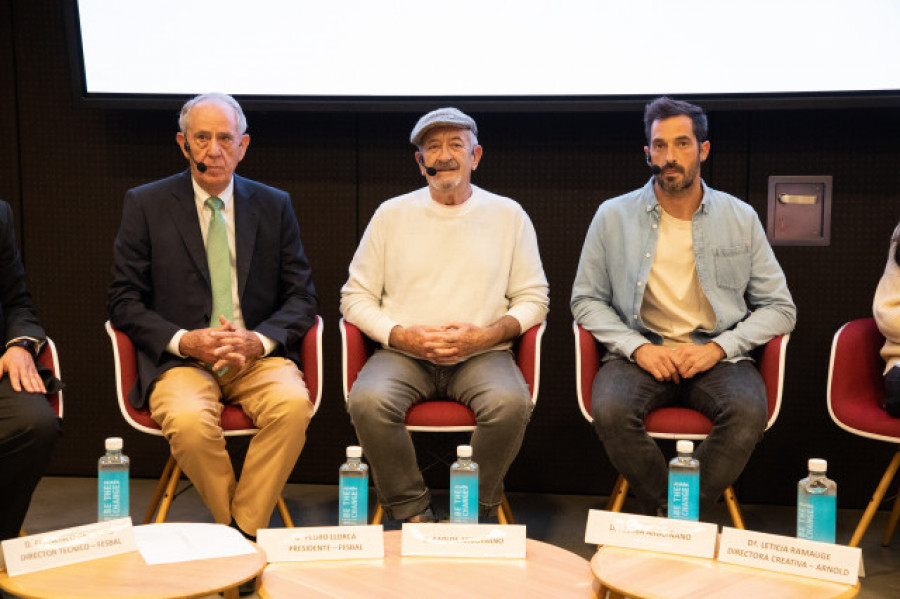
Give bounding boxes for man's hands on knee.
[179,316,264,372]
[633,342,725,382]
[0,345,46,394]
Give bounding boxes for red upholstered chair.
[340,318,546,525]
[38,338,63,420]
[104,317,323,526]
[574,321,789,528]
[827,317,900,547]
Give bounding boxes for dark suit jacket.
[107,170,317,408]
[0,200,46,346]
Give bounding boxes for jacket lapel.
[233,175,260,299]
[169,171,210,285]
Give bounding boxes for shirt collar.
[642,178,710,215]
[191,177,235,211]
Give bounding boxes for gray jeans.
[347,348,532,520]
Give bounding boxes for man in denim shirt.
[571,97,796,517]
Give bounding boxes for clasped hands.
[179,316,263,372]
[633,342,725,383]
[390,322,492,365]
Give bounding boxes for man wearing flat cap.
[341,107,549,522]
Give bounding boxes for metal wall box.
[766,176,832,246]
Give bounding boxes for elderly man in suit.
[0,199,60,540]
[107,93,317,542]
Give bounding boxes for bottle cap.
[457,445,473,458]
[346,445,362,459]
[676,440,694,454]
[808,458,827,472]
[105,437,123,451]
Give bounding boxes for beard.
[428,165,464,192]
[655,161,700,195]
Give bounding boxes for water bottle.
[450,445,479,523]
[339,446,369,526]
[98,437,130,521]
[797,458,837,543]
[668,440,700,521]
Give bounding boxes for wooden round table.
[0,544,266,599]
[591,545,859,598]
[259,530,600,598]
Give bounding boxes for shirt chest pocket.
[714,245,751,290]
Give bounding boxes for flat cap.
[410,107,478,146]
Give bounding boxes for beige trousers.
[149,357,312,535]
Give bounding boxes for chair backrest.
[105,316,323,436]
[573,321,789,435]
[38,337,63,418]
[340,318,546,431]
[827,317,900,443]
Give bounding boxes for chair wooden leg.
[222,586,239,599]
[724,486,745,529]
[850,448,900,547]
[276,495,294,528]
[882,492,900,547]
[144,455,177,524]
[154,461,183,523]
[371,503,384,525]
[497,494,515,525]
[608,476,628,513]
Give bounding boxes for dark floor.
[10,477,900,597]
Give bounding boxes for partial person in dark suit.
[0,199,61,540]
[107,93,317,541]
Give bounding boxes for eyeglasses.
[189,133,239,151]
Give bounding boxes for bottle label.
[668,472,699,521]
[797,491,836,543]
[98,470,129,521]
[450,472,478,523]
[339,476,368,526]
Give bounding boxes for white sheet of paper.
[133,523,255,565]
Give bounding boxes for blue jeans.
[592,358,767,515]
[347,349,532,521]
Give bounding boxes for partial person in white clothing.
[341,107,549,522]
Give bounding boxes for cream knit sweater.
[340,186,549,354]
[874,225,900,373]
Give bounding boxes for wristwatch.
[6,339,37,359]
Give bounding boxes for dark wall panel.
[4,1,900,512]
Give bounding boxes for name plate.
[585,510,717,559]
[1,518,136,576]
[257,525,384,562]
[401,523,526,558]
[718,527,861,585]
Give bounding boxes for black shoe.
[405,505,436,523]
[238,576,257,596]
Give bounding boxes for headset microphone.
[183,141,207,173]
[645,152,662,175]
[418,155,437,176]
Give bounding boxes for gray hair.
[178,92,248,135]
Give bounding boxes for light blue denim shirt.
[571,179,796,360]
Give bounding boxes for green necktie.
[205,197,233,328]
